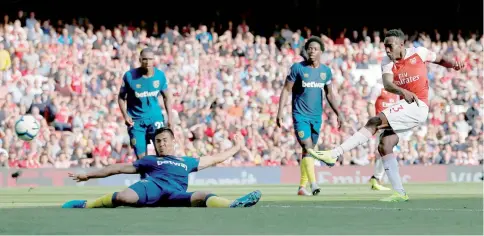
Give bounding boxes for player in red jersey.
[368,81,399,191]
[308,29,464,202]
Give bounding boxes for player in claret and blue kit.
[118,48,173,179]
[62,127,261,209]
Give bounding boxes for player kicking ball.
[62,128,261,209]
[307,29,464,202]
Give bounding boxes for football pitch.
[0,183,482,235]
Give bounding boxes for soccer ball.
[15,115,40,141]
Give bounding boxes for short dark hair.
[154,127,175,138]
[140,47,153,56]
[305,36,324,51]
[385,29,405,41]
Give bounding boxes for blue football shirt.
[133,155,199,191]
[119,68,168,120]
[287,61,333,120]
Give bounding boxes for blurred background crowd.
[0,10,482,169]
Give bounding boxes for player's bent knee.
[365,116,382,128]
[190,191,211,207]
[116,188,140,205]
[299,139,314,153]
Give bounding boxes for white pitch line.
[260,205,483,212]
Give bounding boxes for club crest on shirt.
[303,73,309,79]
[320,72,326,80]
[298,131,305,138]
[153,80,160,88]
[136,84,141,89]
[410,58,417,64]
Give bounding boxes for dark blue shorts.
[129,179,193,207]
[128,116,165,157]
[293,116,322,144]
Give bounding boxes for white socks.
[374,157,385,180]
[310,182,319,191]
[331,128,373,158]
[382,154,405,195]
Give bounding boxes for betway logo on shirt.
[157,160,188,171]
[302,81,325,88]
[135,91,159,98]
[395,72,420,86]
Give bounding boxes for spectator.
[0,13,481,169]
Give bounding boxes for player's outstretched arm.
[197,134,244,170]
[68,163,138,182]
[433,54,465,70]
[417,47,464,70]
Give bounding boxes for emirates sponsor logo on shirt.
[395,72,420,86]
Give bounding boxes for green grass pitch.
[0,183,482,235]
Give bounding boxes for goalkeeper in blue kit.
[62,127,261,209]
[118,48,173,178]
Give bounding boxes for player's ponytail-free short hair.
[154,127,175,138]
[385,29,405,41]
[140,47,153,56]
[305,36,324,52]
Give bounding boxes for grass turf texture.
[0,183,482,235]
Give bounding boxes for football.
[14,115,40,141]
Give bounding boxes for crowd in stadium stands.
[0,11,482,169]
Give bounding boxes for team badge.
[303,73,309,78]
[298,131,305,138]
[130,138,136,146]
[136,84,141,89]
[153,80,160,88]
[410,58,417,64]
[320,72,326,80]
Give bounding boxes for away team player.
[308,29,464,202]
[62,128,261,209]
[118,48,173,178]
[277,36,342,196]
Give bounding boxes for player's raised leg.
[377,130,408,202]
[308,113,388,166]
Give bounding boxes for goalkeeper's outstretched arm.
[68,163,138,182]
